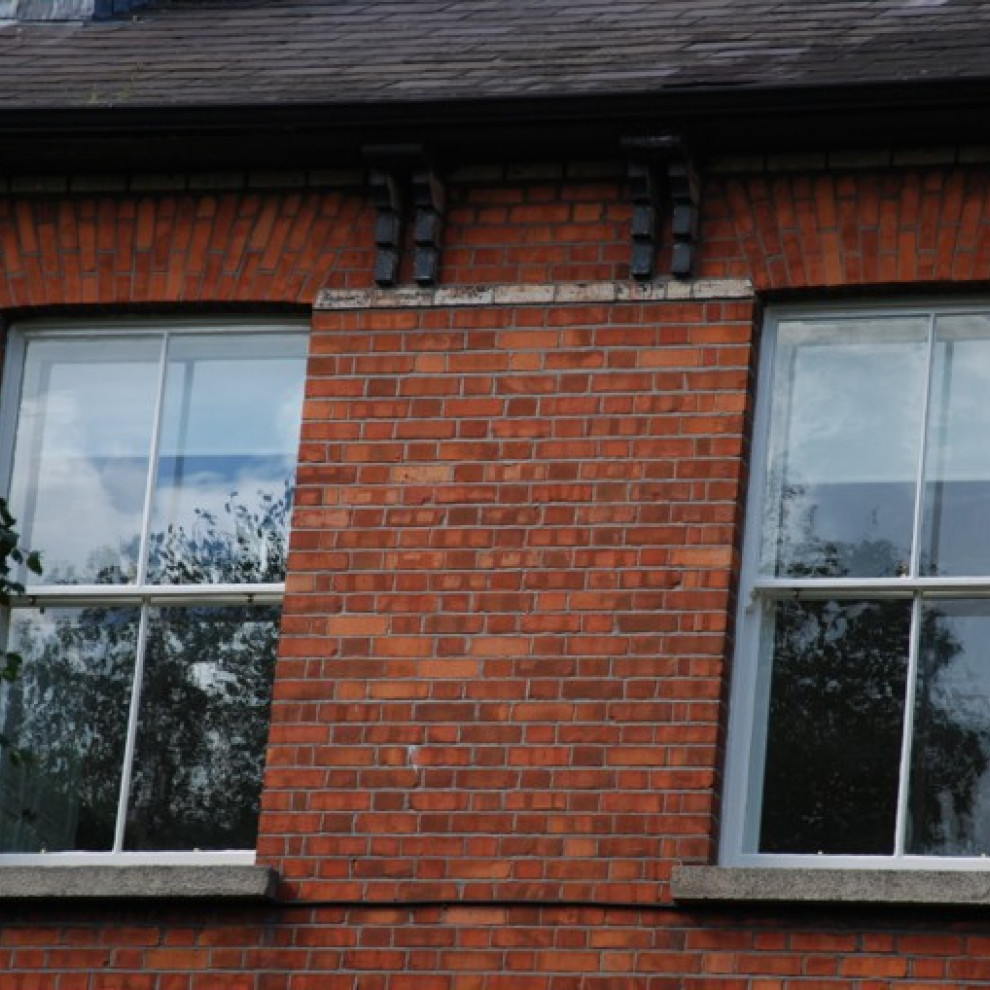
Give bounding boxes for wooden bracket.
[622,135,700,280]
[364,145,445,287]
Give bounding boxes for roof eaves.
[0,74,988,173]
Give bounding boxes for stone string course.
[316,278,754,310]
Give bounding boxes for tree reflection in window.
[760,534,990,858]
[0,490,287,853]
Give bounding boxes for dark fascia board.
[1,77,989,172]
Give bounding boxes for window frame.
[0,316,307,867]
[722,300,990,871]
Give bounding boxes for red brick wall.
[4,162,990,986]
[442,176,632,284]
[700,167,990,288]
[6,902,990,987]
[0,177,635,310]
[0,189,375,306]
[266,294,752,905]
[2,167,990,307]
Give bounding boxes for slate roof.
[1,0,990,111]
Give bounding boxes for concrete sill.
[672,865,990,907]
[0,865,277,900]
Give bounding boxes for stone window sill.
[0,865,277,900]
[672,865,990,907]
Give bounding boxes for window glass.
[124,604,280,851]
[908,599,990,855]
[149,334,307,585]
[0,607,140,852]
[759,598,910,855]
[762,318,928,579]
[921,317,990,576]
[9,337,160,585]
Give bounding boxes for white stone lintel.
[316,279,754,311]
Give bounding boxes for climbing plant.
[0,497,41,685]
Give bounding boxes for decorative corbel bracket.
[363,145,445,287]
[626,158,659,281]
[411,167,445,286]
[368,166,403,287]
[622,135,700,280]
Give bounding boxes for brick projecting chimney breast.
[0,0,152,19]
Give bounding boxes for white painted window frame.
[722,300,990,871]
[0,317,306,867]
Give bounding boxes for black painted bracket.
[368,167,403,287]
[411,167,445,286]
[627,159,659,281]
[622,135,700,280]
[668,154,700,278]
[363,145,445,287]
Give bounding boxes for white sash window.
[725,306,990,867]
[0,320,306,862]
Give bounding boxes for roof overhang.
[3,76,990,174]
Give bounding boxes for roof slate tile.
[0,0,987,109]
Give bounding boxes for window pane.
[123,604,280,851]
[758,598,911,855]
[147,334,307,585]
[763,319,928,578]
[921,317,990,575]
[908,599,990,855]
[0,607,139,852]
[9,337,160,585]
